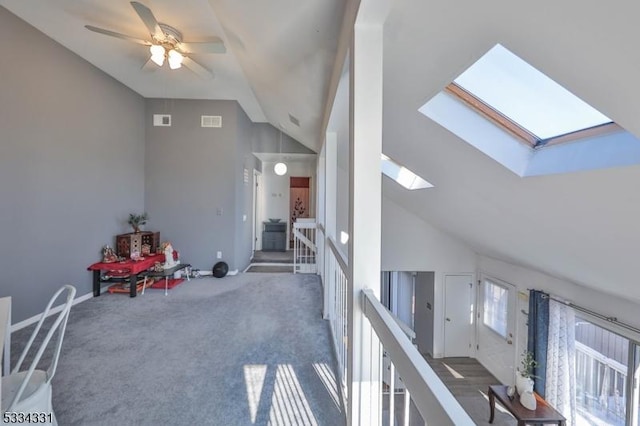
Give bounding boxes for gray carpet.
[10,274,344,426]
[246,265,294,273]
[250,251,294,264]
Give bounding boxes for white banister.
[323,236,349,412]
[293,220,317,274]
[362,289,475,425]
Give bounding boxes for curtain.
[545,299,577,426]
[527,290,549,396]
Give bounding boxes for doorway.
[476,276,517,384]
[289,176,310,247]
[443,274,474,357]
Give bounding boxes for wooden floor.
[424,356,516,425]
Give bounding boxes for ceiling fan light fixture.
[168,49,183,69]
[150,44,165,66]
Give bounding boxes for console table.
[88,254,163,298]
[141,263,191,296]
[262,221,286,251]
[488,385,566,425]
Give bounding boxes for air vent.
[201,115,222,128]
[288,113,300,127]
[153,114,171,127]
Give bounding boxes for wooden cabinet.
[116,232,160,258]
[262,221,286,251]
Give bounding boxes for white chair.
[1,285,76,425]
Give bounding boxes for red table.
[88,254,163,298]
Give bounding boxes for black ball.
[212,261,229,278]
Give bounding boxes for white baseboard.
[10,290,96,333]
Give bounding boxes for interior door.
[253,170,262,251]
[444,274,474,357]
[477,276,517,384]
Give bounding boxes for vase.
[520,390,537,410]
[516,374,533,395]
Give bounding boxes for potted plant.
[516,350,538,395]
[128,212,148,233]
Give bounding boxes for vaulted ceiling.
[0,0,345,152]
[4,0,640,302]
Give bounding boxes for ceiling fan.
[85,1,226,78]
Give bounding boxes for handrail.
[362,289,475,425]
[293,228,317,253]
[293,221,317,229]
[326,236,348,272]
[317,223,326,235]
[391,313,416,341]
[575,341,627,374]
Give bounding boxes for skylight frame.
[381,154,434,190]
[446,82,620,148]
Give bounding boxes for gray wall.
[145,99,240,271]
[414,272,435,356]
[252,123,316,154]
[0,7,146,323]
[235,105,259,268]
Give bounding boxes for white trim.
[10,290,94,333]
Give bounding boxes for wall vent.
[201,115,222,128]
[288,113,300,127]
[153,114,171,127]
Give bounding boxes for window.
[418,43,640,176]
[451,44,614,146]
[381,154,433,190]
[574,317,640,425]
[483,280,508,337]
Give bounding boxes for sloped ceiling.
[0,0,345,152]
[381,0,640,302]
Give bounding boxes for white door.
[477,276,517,384]
[444,274,474,357]
[252,170,262,251]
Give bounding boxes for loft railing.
[363,289,475,425]
[324,235,349,405]
[293,220,317,274]
[318,223,474,425]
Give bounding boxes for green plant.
[128,212,148,232]
[519,350,538,379]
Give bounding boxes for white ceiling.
[0,0,345,152]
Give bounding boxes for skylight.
[381,154,433,190]
[453,44,612,143]
[418,43,640,177]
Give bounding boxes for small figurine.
[102,245,117,263]
[161,242,179,269]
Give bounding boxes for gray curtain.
[527,290,549,396]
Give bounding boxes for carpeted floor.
[250,251,294,264]
[246,265,294,273]
[10,273,344,426]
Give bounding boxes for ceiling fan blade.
[182,57,214,79]
[130,1,163,40]
[85,25,150,46]
[178,38,227,54]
